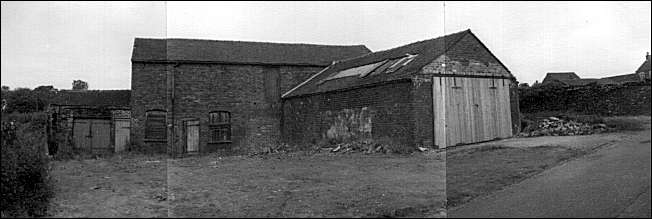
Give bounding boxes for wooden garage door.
[433,76,512,148]
[73,119,112,154]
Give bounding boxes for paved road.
[449,131,651,218]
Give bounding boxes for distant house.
[635,52,651,81]
[47,90,131,156]
[542,72,625,87]
[130,38,371,154]
[541,72,581,85]
[282,29,520,149]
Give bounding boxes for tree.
[1,86,9,92]
[72,80,88,90]
[519,83,530,88]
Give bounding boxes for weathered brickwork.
[131,62,323,154]
[282,81,415,147]
[131,63,169,153]
[281,33,521,149]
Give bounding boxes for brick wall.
[131,62,322,154]
[410,77,434,148]
[282,81,415,148]
[131,63,169,153]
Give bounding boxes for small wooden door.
[73,119,111,154]
[186,120,199,153]
[91,120,112,154]
[73,120,92,153]
[114,119,130,152]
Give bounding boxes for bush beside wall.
[1,113,52,217]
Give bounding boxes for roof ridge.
[325,29,471,67]
[134,37,369,48]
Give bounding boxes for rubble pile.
[327,140,429,154]
[328,140,387,154]
[520,117,609,137]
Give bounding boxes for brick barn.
[48,90,131,156]
[130,38,370,154]
[282,29,520,149]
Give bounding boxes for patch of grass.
[446,145,587,208]
[47,154,168,217]
[166,153,444,217]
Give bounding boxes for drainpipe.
[167,62,178,156]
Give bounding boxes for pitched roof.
[636,54,650,73]
[603,73,642,84]
[542,72,580,84]
[283,29,511,98]
[131,38,371,66]
[50,90,131,107]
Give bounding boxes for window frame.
[208,111,232,143]
[144,110,167,142]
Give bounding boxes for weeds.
[1,113,52,217]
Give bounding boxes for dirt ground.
[47,151,445,218]
[46,154,168,218]
[167,152,445,218]
[46,116,649,217]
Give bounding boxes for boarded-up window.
[264,67,280,103]
[209,111,231,143]
[145,110,166,140]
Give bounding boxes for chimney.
[647,52,650,61]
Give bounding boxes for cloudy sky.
[1,1,650,89]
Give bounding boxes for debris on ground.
[246,140,433,156]
[519,117,610,137]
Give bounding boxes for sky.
[1,1,651,89]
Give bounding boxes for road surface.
[449,130,651,218]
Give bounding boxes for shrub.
[1,113,52,217]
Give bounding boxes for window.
[385,54,418,74]
[209,111,231,143]
[145,110,166,140]
[320,61,386,82]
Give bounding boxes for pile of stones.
[520,117,609,137]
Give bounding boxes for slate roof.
[131,38,371,66]
[635,54,650,73]
[50,90,131,107]
[603,73,642,84]
[541,72,581,84]
[282,29,512,98]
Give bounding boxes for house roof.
[603,73,642,84]
[636,54,650,73]
[131,38,371,66]
[50,90,131,107]
[282,29,512,98]
[542,72,581,84]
